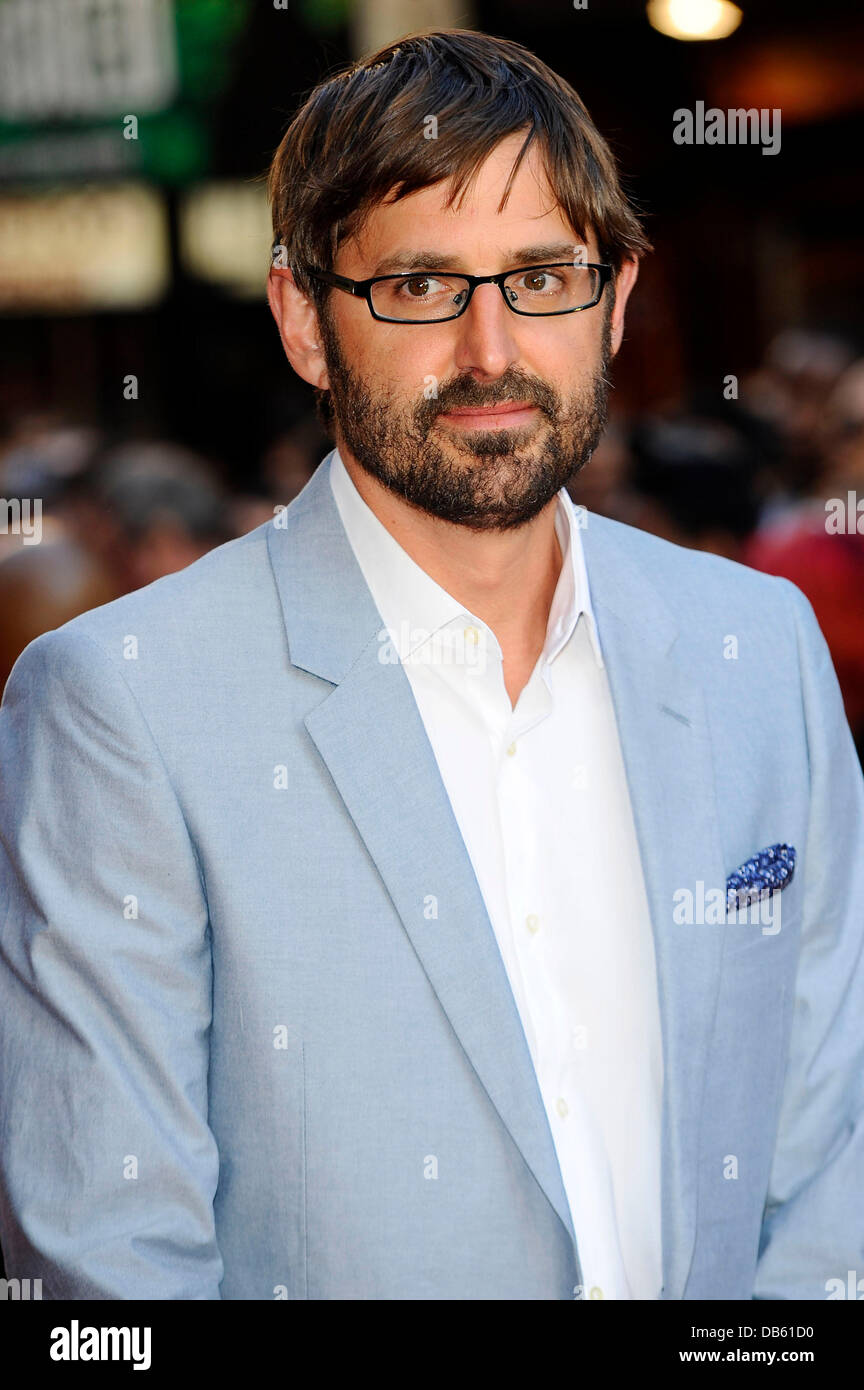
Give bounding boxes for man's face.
[312,132,628,531]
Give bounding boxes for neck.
[337,445,563,676]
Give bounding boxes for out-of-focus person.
[744,357,864,761]
[0,435,234,697]
[740,328,857,522]
[74,440,234,594]
[624,413,762,561]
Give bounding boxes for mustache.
[422,376,559,421]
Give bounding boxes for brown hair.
[268,27,650,303]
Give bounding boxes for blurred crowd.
[0,413,329,693]
[2,329,863,763]
[573,330,864,765]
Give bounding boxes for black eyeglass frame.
[278,254,613,322]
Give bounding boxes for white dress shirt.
[328,446,664,1299]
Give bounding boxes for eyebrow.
[369,243,586,276]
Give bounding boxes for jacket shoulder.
[584,510,811,625]
[39,522,275,651]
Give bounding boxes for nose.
[451,280,522,381]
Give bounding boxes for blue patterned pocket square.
[726,843,796,911]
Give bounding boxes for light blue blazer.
[1,450,862,1299]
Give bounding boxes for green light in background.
[300,0,353,32]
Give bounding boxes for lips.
[438,403,540,429]
[442,400,534,417]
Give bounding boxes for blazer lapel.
[266,455,578,1250]
[581,517,727,1299]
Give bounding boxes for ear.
[608,256,639,358]
[266,267,330,390]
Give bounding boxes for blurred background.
[1,0,863,760]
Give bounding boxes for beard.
[316,297,612,532]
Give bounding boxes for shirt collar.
[327,445,604,669]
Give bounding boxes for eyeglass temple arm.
[269,249,360,295]
[299,265,361,294]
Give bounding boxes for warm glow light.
[647,0,743,41]
[179,182,273,298]
[0,184,169,312]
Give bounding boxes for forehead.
[342,133,594,272]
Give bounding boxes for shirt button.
[589,1286,604,1300]
[463,625,480,644]
[556,1097,569,1118]
[506,742,517,757]
[526,914,540,934]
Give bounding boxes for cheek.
[529,322,602,386]
[526,307,600,352]
[370,332,455,408]
[331,305,434,396]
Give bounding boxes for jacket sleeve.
[0,627,223,1299]
[752,580,864,1299]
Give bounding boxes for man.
[1,29,862,1301]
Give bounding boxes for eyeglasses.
[281,255,612,323]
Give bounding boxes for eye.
[516,269,565,294]
[401,275,445,299]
